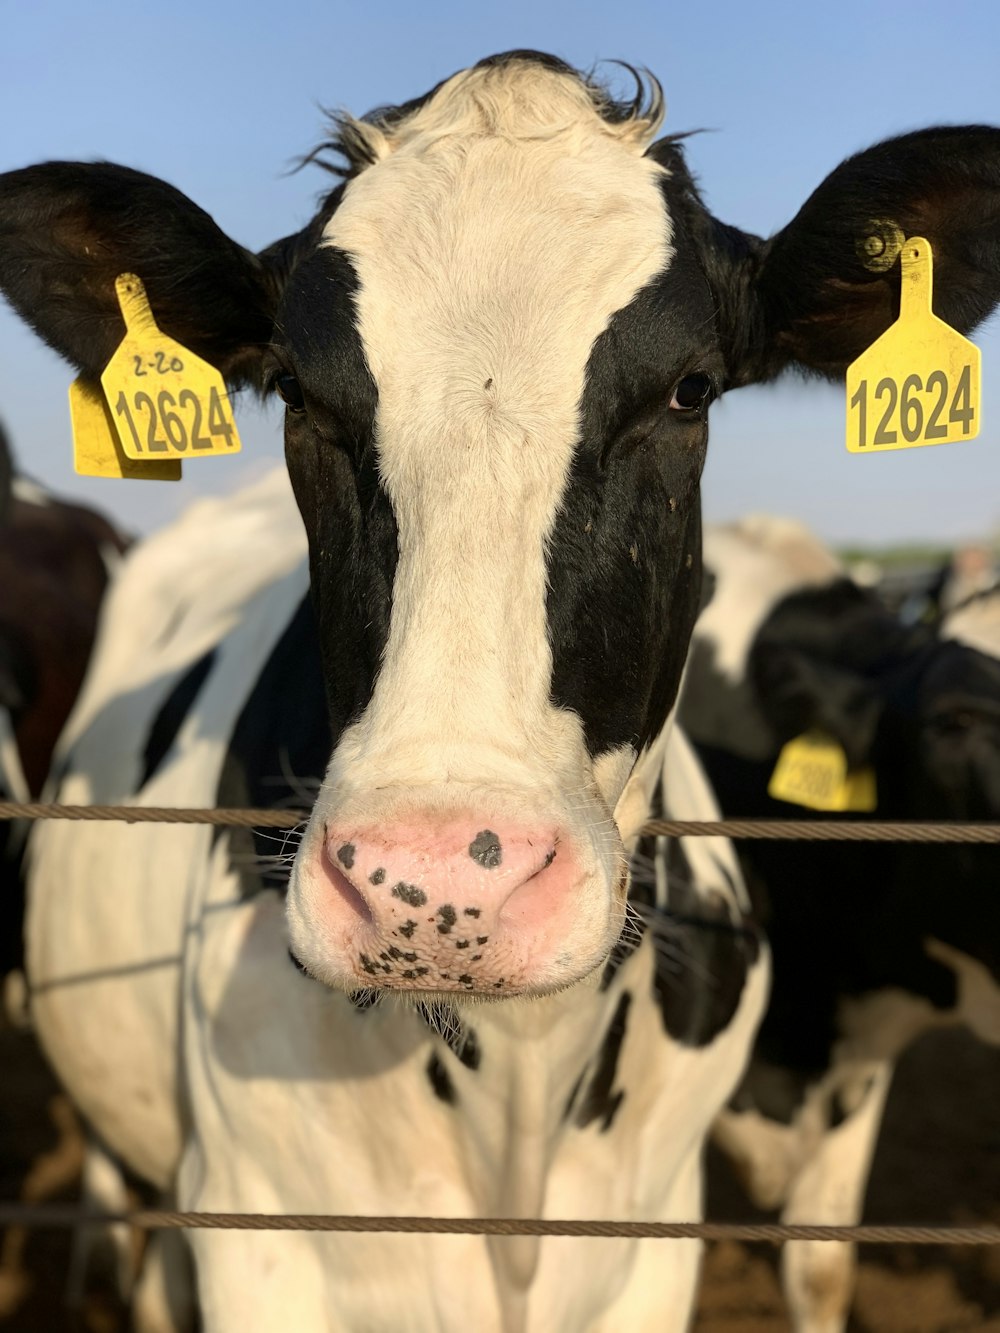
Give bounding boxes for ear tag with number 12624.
[101,274,242,462]
[846,237,981,453]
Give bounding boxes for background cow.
[682,518,1000,1333]
[1,50,999,1332]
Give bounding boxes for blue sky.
[2,0,998,545]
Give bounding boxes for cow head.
[1,53,998,995]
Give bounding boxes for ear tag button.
[846,237,981,453]
[768,730,877,812]
[101,274,242,461]
[69,378,181,480]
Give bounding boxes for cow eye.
[670,373,714,413]
[274,373,305,414]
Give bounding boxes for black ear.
[0,162,307,388]
[705,126,1000,386]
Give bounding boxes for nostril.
[322,844,373,924]
[524,843,558,883]
[496,841,561,929]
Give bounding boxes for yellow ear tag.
[100,274,242,461]
[768,730,877,812]
[846,237,981,453]
[69,378,181,480]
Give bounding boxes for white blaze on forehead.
[322,63,673,786]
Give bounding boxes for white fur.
[10,476,49,507]
[943,586,1000,657]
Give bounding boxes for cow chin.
[284,792,628,998]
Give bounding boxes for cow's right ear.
[0,162,313,389]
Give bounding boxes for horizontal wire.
[0,802,998,843]
[0,1207,997,1245]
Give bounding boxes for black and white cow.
[1,51,999,1333]
[682,518,1000,1333]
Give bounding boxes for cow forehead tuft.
[330,56,666,172]
[321,68,673,407]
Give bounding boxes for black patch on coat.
[469,830,502,868]
[545,236,713,758]
[607,806,758,1047]
[652,837,760,1048]
[139,651,217,789]
[562,1069,587,1122]
[450,1025,481,1071]
[427,1052,456,1105]
[575,992,631,1132]
[214,596,330,898]
[276,248,399,748]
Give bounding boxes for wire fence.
[0,1208,998,1246]
[1,801,999,843]
[2,797,998,1246]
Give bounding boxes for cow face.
[274,62,715,994]
[1,51,999,995]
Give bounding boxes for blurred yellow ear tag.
[768,731,877,812]
[69,378,181,480]
[846,237,981,453]
[100,274,241,461]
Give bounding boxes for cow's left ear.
[720,125,1000,386]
